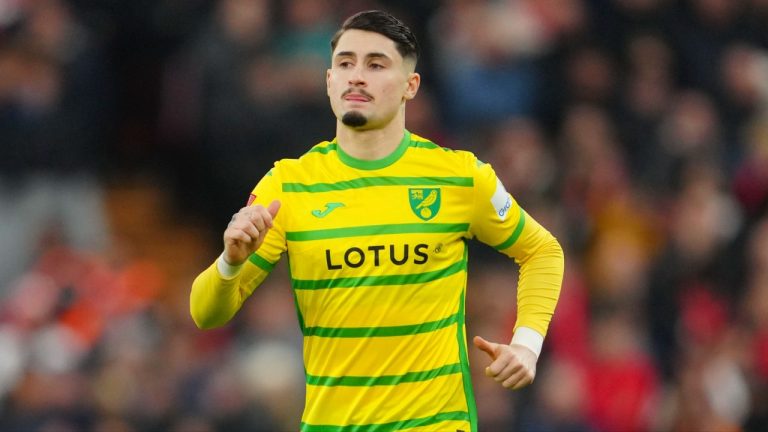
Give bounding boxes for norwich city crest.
[409,188,441,221]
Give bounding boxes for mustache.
[342,88,373,99]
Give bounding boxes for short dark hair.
[330,10,419,64]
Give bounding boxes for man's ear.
[404,72,420,101]
[326,69,332,97]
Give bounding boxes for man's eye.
[369,63,384,70]
[339,61,353,68]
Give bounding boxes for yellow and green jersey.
[191,130,564,432]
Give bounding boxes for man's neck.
[336,118,406,161]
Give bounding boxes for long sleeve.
[190,259,268,329]
[502,208,564,336]
[469,155,564,337]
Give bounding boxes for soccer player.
[190,10,564,432]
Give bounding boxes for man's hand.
[473,335,537,390]
[223,200,281,266]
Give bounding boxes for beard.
[341,111,368,128]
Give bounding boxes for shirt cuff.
[511,326,544,358]
[217,253,244,279]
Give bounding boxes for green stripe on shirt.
[248,253,276,272]
[299,410,470,432]
[493,207,526,251]
[306,143,338,155]
[306,363,461,387]
[293,259,466,290]
[456,270,480,432]
[408,140,444,150]
[282,176,473,192]
[286,223,469,241]
[303,312,460,338]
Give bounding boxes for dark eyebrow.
[365,52,391,61]
[334,51,356,59]
[333,51,392,61]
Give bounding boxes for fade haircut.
[330,10,419,65]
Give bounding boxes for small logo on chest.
[311,202,344,218]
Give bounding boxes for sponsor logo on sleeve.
[491,178,512,221]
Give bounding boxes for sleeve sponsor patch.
[491,177,513,221]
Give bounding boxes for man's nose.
[348,66,366,85]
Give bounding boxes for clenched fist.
[222,200,281,266]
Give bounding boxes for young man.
[191,10,564,432]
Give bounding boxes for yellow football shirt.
[191,130,564,432]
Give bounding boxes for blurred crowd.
[1,0,768,431]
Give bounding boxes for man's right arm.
[190,200,281,329]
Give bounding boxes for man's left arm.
[477,205,564,389]
[469,157,564,389]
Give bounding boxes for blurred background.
[0,0,767,430]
